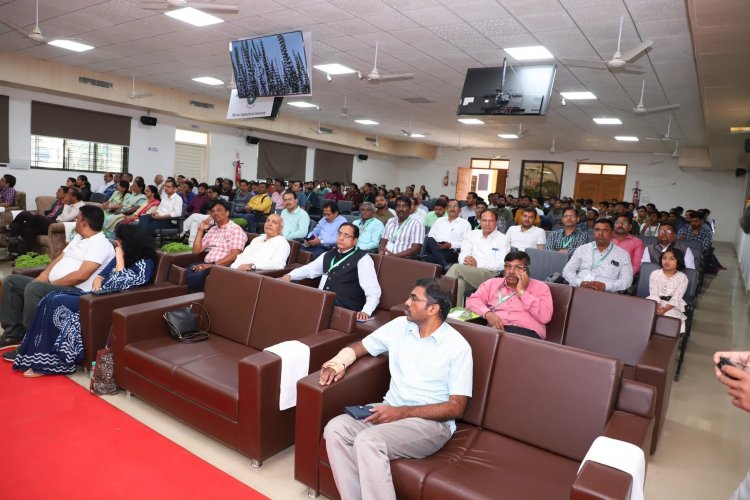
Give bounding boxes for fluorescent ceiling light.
[593,117,622,125]
[287,101,319,108]
[730,126,750,134]
[313,63,356,75]
[165,7,223,27]
[48,39,93,52]
[355,119,379,125]
[458,118,485,125]
[504,45,553,61]
[560,91,597,100]
[497,133,519,139]
[615,136,639,142]
[409,133,425,138]
[192,76,223,85]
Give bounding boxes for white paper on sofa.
[264,340,310,411]
[578,436,645,500]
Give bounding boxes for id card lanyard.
[493,285,516,310]
[392,216,412,239]
[591,243,613,270]
[320,247,358,288]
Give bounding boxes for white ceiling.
[0,0,734,163]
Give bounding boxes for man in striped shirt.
[545,207,589,254]
[379,196,424,258]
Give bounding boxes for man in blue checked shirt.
[303,201,346,258]
[353,202,385,252]
[545,207,590,254]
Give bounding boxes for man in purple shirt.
[465,250,553,339]
[186,182,209,215]
[0,174,17,208]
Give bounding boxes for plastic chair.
[525,248,570,281]
[635,262,661,298]
[337,200,353,214]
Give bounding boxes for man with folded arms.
[422,199,471,271]
[231,214,289,272]
[352,202,385,252]
[379,196,424,259]
[280,190,310,241]
[321,277,472,500]
[545,206,589,254]
[563,218,633,293]
[447,210,510,306]
[283,223,380,320]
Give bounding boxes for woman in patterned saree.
[12,225,156,377]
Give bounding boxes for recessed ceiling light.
[497,133,519,139]
[560,91,597,100]
[287,101,319,108]
[192,76,223,86]
[313,64,356,75]
[594,117,622,125]
[409,133,425,138]
[165,7,223,27]
[504,45,554,61]
[730,126,750,134]
[355,119,379,125]
[615,136,639,142]
[48,39,93,52]
[458,118,485,125]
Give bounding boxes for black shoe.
[0,335,23,347]
[2,349,18,361]
[0,254,17,263]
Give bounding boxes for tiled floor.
[3,241,749,499]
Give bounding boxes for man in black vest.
[641,221,696,269]
[282,223,381,321]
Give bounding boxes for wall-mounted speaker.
[357,154,369,161]
[736,168,747,177]
[139,115,157,126]
[246,136,260,145]
[745,138,750,154]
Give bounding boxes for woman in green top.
[102,180,129,213]
[102,178,147,235]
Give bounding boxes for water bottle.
[90,361,96,379]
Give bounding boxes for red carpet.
[0,349,267,500]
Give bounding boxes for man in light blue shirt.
[304,201,346,258]
[353,201,385,252]
[280,191,310,241]
[321,277,473,500]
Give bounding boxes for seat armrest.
[169,265,189,285]
[571,460,633,500]
[617,379,656,418]
[294,356,390,490]
[389,304,407,320]
[603,411,654,457]
[11,266,46,277]
[636,335,677,382]
[298,250,313,265]
[170,251,205,268]
[330,307,356,334]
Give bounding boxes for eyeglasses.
[614,221,630,226]
[406,294,429,303]
[337,232,355,239]
[658,229,674,234]
[503,264,527,272]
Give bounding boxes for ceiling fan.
[401,118,428,138]
[549,135,561,154]
[653,140,680,158]
[129,75,153,99]
[630,81,681,115]
[339,94,363,118]
[646,115,676,142]
[310,122,334,135]
[140,0,240,13]
[362,42,414,84]
[1,0,46,43]
[563,17,652,72]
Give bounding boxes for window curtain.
[30,101,131,146]
[257,139,306,180]
[314,149,353,184]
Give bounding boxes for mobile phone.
[717,356,739,380]
[344,405,373,420]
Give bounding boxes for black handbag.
[163,302,210,342]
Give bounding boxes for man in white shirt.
[93,172,114,194]
[138,179,183,230]
[0,205,115,348]
[422,199,471,270]
[505,207,546,251]
[231,214,290,272]
[446,210,511,306]
[459,191,478,219]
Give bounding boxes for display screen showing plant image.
[230,31,310,99]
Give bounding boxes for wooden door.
[456,167,472,200]
[573,173,625,201]
[494,169,507,194]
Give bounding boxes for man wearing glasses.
[352,202,385,252]
[283,223,380,321]
[640,221,696,269]
[465,251,553,339]
[611,214,645,275]
[321,277,472,500]
[545,207,589,254]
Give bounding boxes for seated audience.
[459,192,477,219]
[76,175,92,202]
[186,182,209,215]
[641,221,696,269]
[102,180,129,212]
[242,181,273,228]
[545,206,589,254]
[490,195,514,232]
[546,198,565,229]
[231,214,290,272]
[506,207,546,251]
[10,225,156,375]
[379,196,424,258]
[562,218,633,293]
[137,179,181,231]
[230,180,252,216]
[513,196,541,226]
[0,206,115,349]
[284,223,381,320]
[353,202,385,252]
[0,174,17,208]
[465,250,553,339]
[115,185,160,234]
[422,199,471,270]
[321,277,472,500]
[303,182,320,214]
[220,178,235,200]
[185,199,247,291]
[423,198,447,228]
[373,194,395,225]
[304,201,347,258]
[640,210,661,236]
[182,186,221,245]
[291,180,308,210]
[446,210,510,306]
[280,190,311,241]
[467,200,488,230]
[324,182,345,202]
[346,183,362,211]
[612,213,645,275]
[678,211,713,251]
[103,179,147,234]
[647,247,689,333]
[271,179,286,211]
[93,172,114,195]
[1,184,67,234]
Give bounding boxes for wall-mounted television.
[230,31,311,99]
[457,62,557,116]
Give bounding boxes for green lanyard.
[561,233,575,249]
[392,216,412,239]
[496,286,516,307]
[359,219,373,233]
[591,243,613,270]
[328,247,359,273]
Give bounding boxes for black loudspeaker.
[357,154,368,161]
[736,168,747,177]
[246,136,260,145]
[745,138,750,154]
[139,115,157,126]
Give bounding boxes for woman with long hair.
[13,225,156,377]
[77,175,92,202]
[120,185,161,227]
[102,179,147,235]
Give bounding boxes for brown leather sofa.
[295,323,655,500]
[111,265,356,465]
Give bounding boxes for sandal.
[23,369,45,378]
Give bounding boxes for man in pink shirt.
[612,214,644,275]
[465,250,553,339]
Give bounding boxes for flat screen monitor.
[457,64,557,116]
[230,31,311,99]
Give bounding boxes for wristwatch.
[250,263,256,271]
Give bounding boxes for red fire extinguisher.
[234,160,242,184]
[632,180,641,206]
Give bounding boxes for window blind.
[31,101,131,146]
[314,149,353,184]
[257,139,306,180]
